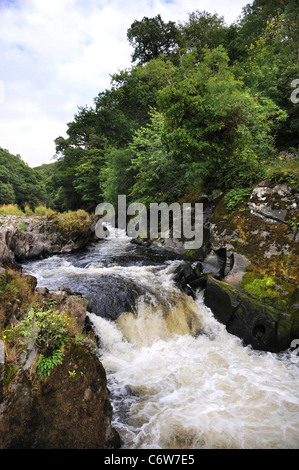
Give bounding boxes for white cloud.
[0,0,249,167]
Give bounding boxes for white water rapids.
[23,227,299,449]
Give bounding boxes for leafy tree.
[157,47,286,191]
[100,147,135,208]
[0,147,46,208]
[235,10,299,148]
[129,110,187,205]
[74,148,105,211]
[127,14,181,64]
[178,10,229,59]
[230,0,286,60]
[0,182,16,205]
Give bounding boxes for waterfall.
[23,231,299,449]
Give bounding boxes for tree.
[74,148,105,211]
[0,182,15,205]
[235,10,299,148]
[127,14,181,64]
[128,109,187,206]
[0,147,46,208]
[157,47,286,190]
[179,10,229,59]
[100,147,135,208]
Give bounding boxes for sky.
[0,0,251,168]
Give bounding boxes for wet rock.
[0,340,120,449]
[0,215,97,266]
[87,276,145,321]
[204,276,297,353]
[173,261,218,298]
[224,253,251,290]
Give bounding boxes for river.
[22,227,299,449]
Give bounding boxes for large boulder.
[0,214,98,266]
[0,339,120,449]
[204,181,299,352]
[204,276,298,353]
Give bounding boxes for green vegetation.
[0,0,298,213]
[0,269,97,379]
[240,271,299,314]
[0,148,46,208]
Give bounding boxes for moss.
[240,272,299,314]
[211,196,231,222]
[46,210,94,244]
[211,194,299,285]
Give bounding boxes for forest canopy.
[1,0,298,212]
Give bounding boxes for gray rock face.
[248,183,298,225]
[0,215,97,267]
[204,277,296,353]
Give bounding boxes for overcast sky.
[0,0,251,168]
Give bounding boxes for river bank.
[0,178,298,448]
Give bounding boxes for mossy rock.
[204,276,298,353]
[240,272,299,315]
[210,192,299,286]
[0,339,120,449]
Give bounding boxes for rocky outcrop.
[0,339,120,449]
[0,270,120,449]
[209,183,298,284]
[0,214,98,267]
[171,181,299,353]
[204,276,298,352]
[204,182,299,352]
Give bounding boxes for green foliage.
[48,208,91,236]
[129,110,187,205]
[158,47,286,191]
[225,187,253,211]
[35,348,63,377]
[178,10,229,59]
[74,149,105,210]
[34,204,55,217]
[2,305,67,377]
[18,222,27,231]
[0,204,24,216]
[127,14,180,64]
[0,148,46,208]
[233,4,299,149]
[100,147,135,207]
[23,307,67,355]
[43,4,297,213]
[264,151,299,188]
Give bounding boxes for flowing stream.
[22,227,299,449]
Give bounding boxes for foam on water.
[23,229,299,449]
[89,292,299,449]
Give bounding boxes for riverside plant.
[2,298,98,378]
[14,306,68,377]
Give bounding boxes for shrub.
[0,204,24,216]
[35,348,63,377]
[34,204,55,217]
[264,151,299,188]
[225,187,253,211]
